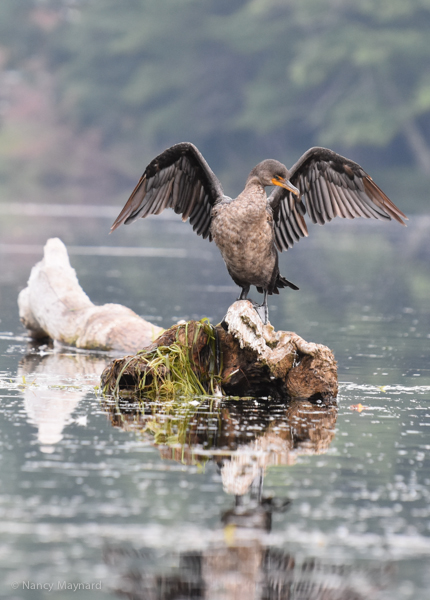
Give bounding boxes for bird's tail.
[275,274,299,293]
[257,275,299,295]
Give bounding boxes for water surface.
[0,205,429,598]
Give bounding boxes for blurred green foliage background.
[1,0,429,210]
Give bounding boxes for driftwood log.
[18,238,163,354]
[101,300,338,400]
[18,238,337,400]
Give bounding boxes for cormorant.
[111,143,407,323]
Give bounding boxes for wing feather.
[327,180,353,219]
[317,176,334,220]
[280,205,295,247]
[182,181,201,222]
[189,191,207,228]
[193,195,211,237]
[321,177,342,218]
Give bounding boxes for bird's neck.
[236,178,267,207]
[244,174,265,190]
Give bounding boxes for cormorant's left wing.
[270,147,407,251]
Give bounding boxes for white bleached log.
[18,238,163,354]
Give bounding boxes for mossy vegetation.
[102,319,222,398]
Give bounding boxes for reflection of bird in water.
[111,143,407,323]
[218,398,338,498]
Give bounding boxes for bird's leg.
[238,286,250,301]
[255,290,269,324]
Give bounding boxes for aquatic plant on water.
[102,319,222,399]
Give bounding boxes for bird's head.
[247,159,300,196]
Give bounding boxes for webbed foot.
[254,290,269,324]
[254,303,269,325]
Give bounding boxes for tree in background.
[0,0,117,203]
[1,0,429,204]
[284,0,430,173]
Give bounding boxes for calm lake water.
[0,204,430,599]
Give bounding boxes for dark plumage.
[111,142,407,323]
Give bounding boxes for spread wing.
[110,142,224,240]
[270,147,407,251]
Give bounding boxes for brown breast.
[211,184,276,288]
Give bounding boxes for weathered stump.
[101,301,338,400]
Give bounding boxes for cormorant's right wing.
[111,142,225,240]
